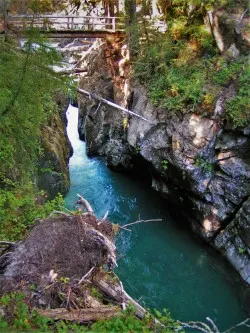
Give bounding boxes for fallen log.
[74,193,94,214]
[38,306,121,322]
[93,272,146,319]
[77,88,155,124]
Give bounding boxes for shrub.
[0,180,64,241]
[0,293,181,333]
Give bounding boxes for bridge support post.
[112,17,115,31]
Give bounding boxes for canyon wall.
[77,9,250,284]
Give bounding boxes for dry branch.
[74,194,94,214]
[78,266,96,285]
[98,210,109,225]
[119,225,132,232]
[177,317,250,333]
[49,210,70,217]
[93,274,147,319]
[77,88,154,124]
[123,219,162,228]
[178,320,215,333]
[223,318,250,333]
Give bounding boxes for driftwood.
[77,88,154,124]
[93,273,146,319]
[78,266,96,285]
[177,317,250,333]
[74,193,94,214]
[122,218,162,228]
[0,193,167,327]
[117,218,163,232]
[38,306,121,322]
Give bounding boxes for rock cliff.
[37,94,72,199]
[77,9,250,284]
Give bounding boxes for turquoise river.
[64,105,248,331]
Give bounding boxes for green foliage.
[135,145,141,154]
[134,1,249,126]
[0,180,64,240]
[88,305,180,333]
[0,292,50,332]
[148,62,205,113]
[0,30,72,180]
[162,159,169,171]
[0,31,75,242]
[90,287,104,301]
[134,7,216,115]
[224,61,250,128]
[194,157,213,172]
[238,247,247,254]
[0,293,181,333]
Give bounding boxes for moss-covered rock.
[37,95,72,199]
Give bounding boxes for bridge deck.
[5,15,166,38]
[7,15,125,38]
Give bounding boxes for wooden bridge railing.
[7,15,125,32]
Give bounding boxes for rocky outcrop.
[0,208,150,324]
[215,197,250,284]
[78,40,133,171]
[37,94,72,199]
[126,85,250,284]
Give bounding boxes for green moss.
[224,62,250,128]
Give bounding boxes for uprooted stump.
[0,211,117,303]
[0,193,154,325]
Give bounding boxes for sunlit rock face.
[36,94,72,199]
[76,39,250,283]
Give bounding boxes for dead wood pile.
[0,195,151,324]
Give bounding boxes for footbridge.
[4,14,166,39]
[6,15,126,38]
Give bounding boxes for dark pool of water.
[64,105,247,331]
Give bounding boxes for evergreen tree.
[0,31,70,181]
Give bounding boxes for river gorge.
[64,104,248,330]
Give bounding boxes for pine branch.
[1,41,32,117]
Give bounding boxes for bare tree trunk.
[38,306,121,322]
[125,0,138,58]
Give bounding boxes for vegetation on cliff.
[0,29,73,240]
[134,0,249,128]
